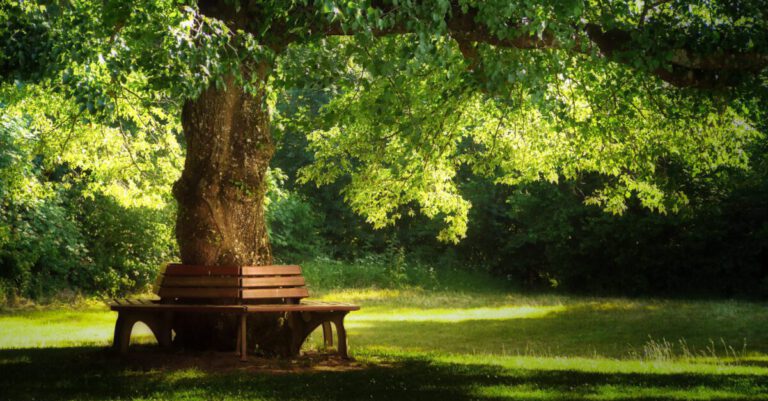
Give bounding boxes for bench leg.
[114,311,173,353]
[113,313,133,353]
[239,314,247,362]
[322,321,334,348]
[157,311,173,348]
[332,313,349,359]
[235,320,241,357]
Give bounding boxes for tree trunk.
[173,68,273,268]
[170,64,293,354]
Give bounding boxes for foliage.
[456,150,768,297]
[74,193,177,297]
[0,82,179,300]
[1,0,767,300]
[279,11,765,242]
[266,168,327,261]
[270,58,767,299]
[4,0,767,242]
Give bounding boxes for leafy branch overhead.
[2,0,767,242]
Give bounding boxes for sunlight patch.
[0,355,31,365]
[472,384,759,400]
[315,289,407,302]
[436,354,768,376]
[0,313,154,348]
[472,385,559,400]
[349,305,565,323]
[164,368,208,383]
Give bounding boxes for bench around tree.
[110,264,359,360]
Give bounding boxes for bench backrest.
[157,264,309,304]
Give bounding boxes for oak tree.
[2,0,766,354]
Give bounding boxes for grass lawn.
[1,279,768,400]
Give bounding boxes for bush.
[457,166,768,299]
[0,197,87,300]
[266,168,327,262]
[267,192,326,262]
[0,116,176,301]
[74,193,176,296]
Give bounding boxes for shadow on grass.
[1,347,767,401]
[722,359,768,368]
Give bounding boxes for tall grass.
[302,255,508,293]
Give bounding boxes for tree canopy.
[2,0,767,242]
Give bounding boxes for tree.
[2,0,766,354]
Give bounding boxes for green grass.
[1,267,768,400]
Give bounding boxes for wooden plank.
[158,287,240,299]
[323,321,333,347]
[164,264,240,276]
[244,303,360,312]
[241,276,305,288]
[109,302,359,312]
[241,287,309,299]
[110,304,247,313]
[240,314,247,362]
[162,276,240,288]
[241,265,301,276]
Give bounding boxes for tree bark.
[173,68,273,268]
[171,64,284,353]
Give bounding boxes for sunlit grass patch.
[435,353,768,375]
[316,287,571,310]
[163,368,209,383]
[349,305,566,323]
[472,384,768,400]
[585,386,768,401]
[314,288,406,303]
[0,307,154,348]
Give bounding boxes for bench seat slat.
[244,303,359,312]
[158,287,240,299]
[164,264,239,276]
[110,302,359,312]
[241,276,305,288]
[242,287,308,299]
[242,265,301,276]
[162,276,240,287]
[111,303,246,312]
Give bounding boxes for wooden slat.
[244,303,360,312]
[241,287,309,299]
[162,276,240,288]
[158,287,240,299]
[110,302,359,312]
[241,265,301,276]
[241,276,305,288]
[164,264,239,276]
[111,304,247,313]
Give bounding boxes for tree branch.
[224,1,768,90]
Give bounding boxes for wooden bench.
[110,264,359,360]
